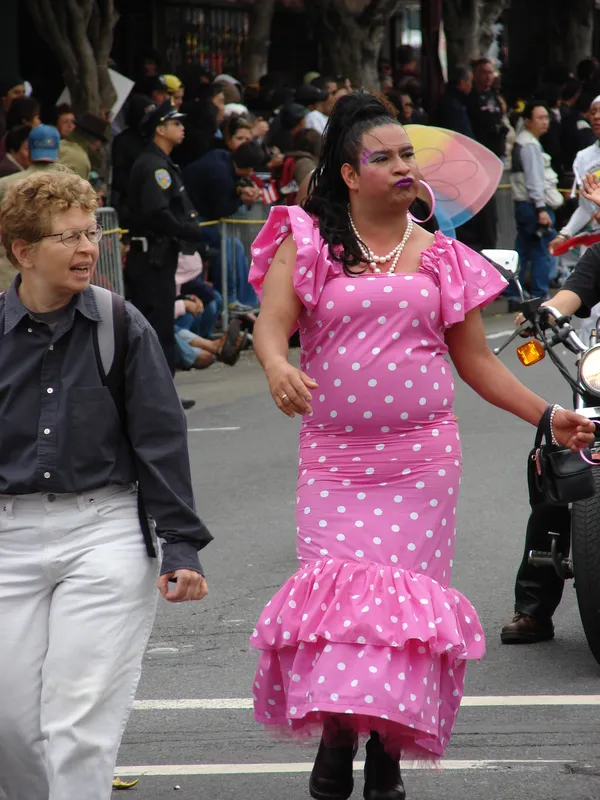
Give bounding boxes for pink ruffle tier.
[251,557,484,758]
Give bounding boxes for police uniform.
[126,102,204,373]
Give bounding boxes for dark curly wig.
[303,91,411,274]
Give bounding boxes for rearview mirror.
[481,249,520,281]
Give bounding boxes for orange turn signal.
[516,339,545,366]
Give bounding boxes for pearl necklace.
[348,211,414,275]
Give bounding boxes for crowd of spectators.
[2,49,600,372]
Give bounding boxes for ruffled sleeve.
[248,205,341,311]
[420,232,508,328]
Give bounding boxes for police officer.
[126,100,205,376]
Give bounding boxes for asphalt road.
[113,312,600,800]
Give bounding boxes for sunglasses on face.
[39,225,103,247]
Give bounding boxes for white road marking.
[132,695,600,711]
[114,759,565,777]
[187,427,241,432]
[485,329,515,341]
[463,695,600,706]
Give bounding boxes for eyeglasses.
[40,225,103,247]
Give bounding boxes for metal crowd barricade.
[495,176,517,250]
[219,204,272,328]
[93,207,125,296]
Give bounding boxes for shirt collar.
[5,153,24,171]
[2,275,101,335]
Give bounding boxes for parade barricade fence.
[91,191,526,332]
[217,204,271,328]
[93,207,125,297]
[495,180,517,251]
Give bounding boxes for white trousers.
[0,484,159,800]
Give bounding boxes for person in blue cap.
[0,124,61,206]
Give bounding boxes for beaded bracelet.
[549,404,562,445]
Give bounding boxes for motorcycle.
[484,249,600,665]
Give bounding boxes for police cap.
[141,100,186,137]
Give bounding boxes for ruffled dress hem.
[250,557,482,758]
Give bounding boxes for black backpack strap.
[105,292,128,423]
[90,287,156,558]
[90,285,127,422]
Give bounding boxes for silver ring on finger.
[280,393,289,401]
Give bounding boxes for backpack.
[90,285,156,559]
[89,284,127,409]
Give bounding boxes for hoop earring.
[408,180,436,224]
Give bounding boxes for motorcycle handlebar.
[538,306,588,354]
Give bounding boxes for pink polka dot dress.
[248,206,507,760]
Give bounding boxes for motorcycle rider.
[502,201,600,643]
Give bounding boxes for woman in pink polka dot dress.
[247,94,594,800]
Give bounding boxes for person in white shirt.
[509,102,563,304]
[296,84,330,135]
[549,95,600,338]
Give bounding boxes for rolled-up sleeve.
[124,305,213,576]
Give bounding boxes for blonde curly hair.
[0,170,98,266]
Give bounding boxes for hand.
[184,297,203,316]
[240,186,261,204]
[538,210,553,228]
[548,234,567,255]
[157,569,209,603]
[265,358,319,417]
[580,172,600,207]
[551,408,595,453]
[190,294,204,313]
[267,152,285,170]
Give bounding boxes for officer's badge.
[154,168,172,190]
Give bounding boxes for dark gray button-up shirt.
[0,278,213,575]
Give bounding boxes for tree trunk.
[243,0,276,84]
[505,0,595,105]
[442,0,478,75]
[478,0,510,56]
[551,0,594,73]
[25,0,117,116]
[305,0,400,90]
[443,0,509,74]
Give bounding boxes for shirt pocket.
[66,387,124,476]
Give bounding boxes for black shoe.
[309,735,357,800]
[500,612,554,644]
[363,732,406,800]
[180,397,196,410]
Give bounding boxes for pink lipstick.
[395,177,414,188]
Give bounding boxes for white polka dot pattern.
[248,206,506,762]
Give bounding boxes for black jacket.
[436,87,473,138]
[128,142,204,245]
[466,89,508,157]
[111,129,147,226]
[182,149,241,220]
[560,105,597,173]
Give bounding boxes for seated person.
[183,140,264,312]
[174,317,246,371]
[175,252,223,339]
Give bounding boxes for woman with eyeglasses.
[0,170,212,800]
